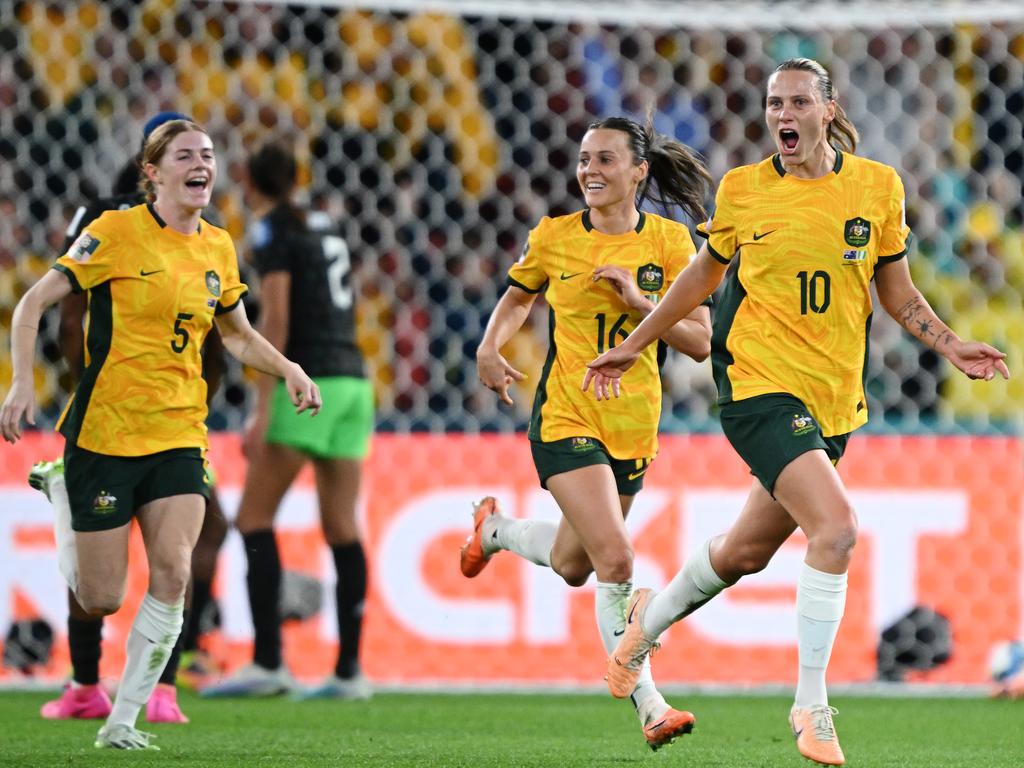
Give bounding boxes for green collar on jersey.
[772,148,844,178]
[581,209,646,233]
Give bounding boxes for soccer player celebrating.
[584,59,1009,766]
[29,111,228,725]
[462,117,712,750]
[201,141,373,700]
[0,119,321,750]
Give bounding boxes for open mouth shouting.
[779,128,800,155]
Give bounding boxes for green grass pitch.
[0,691,1019,767]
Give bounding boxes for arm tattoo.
[897,296,951,350]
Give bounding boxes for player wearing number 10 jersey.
[699,146,909,437]
[585,59,1008,766]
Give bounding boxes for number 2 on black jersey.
[323,235,352,310]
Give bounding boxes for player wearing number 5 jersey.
[463,117,713,751]
[200,141,373,701]
[585,59,1009,767]
[0,120,321,751]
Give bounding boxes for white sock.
[794,563,847,709]
[48,473,79,595]
[485,516,556,567]
[643,538,729,637]
[106,594,184,728]
[595,581,667,725]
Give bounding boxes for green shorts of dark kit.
[63,444,210,532]
[719,393,850,496]
[530,436,654,497]
[266,376,374,460]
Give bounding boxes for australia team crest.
[636,263,664,293]
[205,270,221,297]
[844,217,871,247]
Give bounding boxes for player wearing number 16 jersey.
[463,117,713,751]
[585,59,1008,766]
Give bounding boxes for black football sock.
[331,541,367,680]
[68,616,103,686]
[243,529,282,670]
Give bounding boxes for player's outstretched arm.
[1,270,74,443]
[592,264,711,362]
[476,285,536,406]
[875,258,1009,381]
[583,245,726,399]
[215,301,322,415]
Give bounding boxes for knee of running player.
[585,539,634,585]
[146,542,194,604]
[77,582,126,617]
[550,554,594,588]
[804,505,859,572]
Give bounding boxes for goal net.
[1,0,1021,435]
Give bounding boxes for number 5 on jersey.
[171,312,193,353]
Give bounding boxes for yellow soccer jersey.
[696,151,911,436]
[53,204,247,456]
[509,210,696,459]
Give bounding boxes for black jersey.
[250,203,365,379]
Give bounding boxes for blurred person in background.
[585,59,1009,767]
[201,140,373,701]
[0,119,321,749]
[27,112,230,726]
[463,116,713,751]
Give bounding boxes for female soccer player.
[462,116,713,750]
[0,120,321,750]
[584,59,1009,766]
[201,140,373,701]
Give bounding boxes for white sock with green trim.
[106,594,183,728]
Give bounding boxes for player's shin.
[794,563,848,708]
[49,472,80,595]
[492,517,557,567]
[106,594,184,728]
[643,537,729,637]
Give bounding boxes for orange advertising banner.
[1,432,1021,687]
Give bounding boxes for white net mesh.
[1,0,1022,434]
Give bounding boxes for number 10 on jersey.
[796,270,831,315]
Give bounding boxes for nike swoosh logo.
[139,268,165,276]
[648,719,667,731]
[627,468,648,481]
[794,727,804,738]
[752,230,777,241]
[613,629,625,637]
[559,271,583,280]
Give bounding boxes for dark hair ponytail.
[773,58,859,154]
[586,116,711,222]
